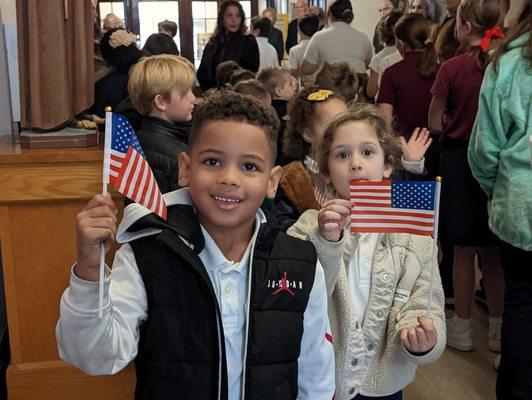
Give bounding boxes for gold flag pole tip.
[435,176,442,182]
[105,106,112,112]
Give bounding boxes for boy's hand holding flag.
[85,110,167,317]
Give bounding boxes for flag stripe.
[352,206,433,216]
[351,222,434,231]
[126,152,142,198]
[350,227,434,236]
[130,158,146,200]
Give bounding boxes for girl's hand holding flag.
[317,199,352,242]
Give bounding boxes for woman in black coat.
[197,0,260,90]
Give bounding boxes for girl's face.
[326,121,392,199]
[410,0,429,18]
[223,5,242,33]
[307,98,348,144]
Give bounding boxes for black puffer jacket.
[136,116,191,193]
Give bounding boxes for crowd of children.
[59,0,531,399]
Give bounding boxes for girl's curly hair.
[316,103,403,178]
[283,85,341,161]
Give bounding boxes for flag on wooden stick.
[349,180,437,236]
[103,113,167,220]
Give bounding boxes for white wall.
[351,0,380,40]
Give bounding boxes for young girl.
[273,86,348,230]
[288,104,446,400]
[377,13,440,177]
[428,0,504,354]
[468,1,531,392]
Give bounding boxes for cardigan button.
[377,310,384,318]
[351,358,358,366]
[349,388,355,395]
[382,273,390,281]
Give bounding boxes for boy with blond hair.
[56,92,335,399]
[127,54,196,193]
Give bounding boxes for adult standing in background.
[300,0,373,76]
[373,0,396,53]
[262,8,284,63]
[197,0,259,90]
[286,0,310,54]
[409,0,436,20]
[468,2,532,397]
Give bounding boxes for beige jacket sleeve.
[392,235,446,365]
[287,209,346,297]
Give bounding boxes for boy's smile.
[179,120,281,243]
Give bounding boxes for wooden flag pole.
[426,176,442,318]
[98,107,113,318]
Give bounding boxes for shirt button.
[377,310,384,318]
[367,343,374,351]
[351,358,358,366]
[382,273,390,281]
[349,388,355,395]
[224,285,232,294]
[380,240,386,248]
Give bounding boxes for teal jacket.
[468,33,532,251]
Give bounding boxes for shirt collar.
[200,210,266,275]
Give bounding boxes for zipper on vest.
[240,237,257,400]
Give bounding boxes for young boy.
[56,92,335,400]
[249,16,279,71]
[127,54,196,193]
[257,67,297,165]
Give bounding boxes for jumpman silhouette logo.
[273,272,295,296]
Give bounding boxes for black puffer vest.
[128,204,317,399]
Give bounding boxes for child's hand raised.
[401,127,433,163]
[75,194,118,281]
[400,316,438,354]
[317,199,352,242]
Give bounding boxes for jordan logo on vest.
[270,272,302,296]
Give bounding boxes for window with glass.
[138,1,180,48]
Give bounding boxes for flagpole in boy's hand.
[98,106,113,318]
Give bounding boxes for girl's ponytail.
[395,14,439,77]
[419,40,439,77]
[458,0,505,71]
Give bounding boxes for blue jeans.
[353,391,403,400]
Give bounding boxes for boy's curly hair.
[316,103,403,178]
[190,92,280,162]
[314,62,359,103]
[283,85,341,161]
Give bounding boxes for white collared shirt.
[346,233,379,325]
[199,215,260,400]
[56,188,335,400]
[256,36,279,71]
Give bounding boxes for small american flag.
[103,114,167,220]
[350,180,436,236]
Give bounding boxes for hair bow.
[307,89,334,102]
[480,26,504,52]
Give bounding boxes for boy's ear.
[178,151,191,187]
[274,85,283,98]
[301,127,313,144]
[152,94,167,112]
[383,163,393,179]
[266,165,283,199]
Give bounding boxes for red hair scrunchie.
[480,26,505,52]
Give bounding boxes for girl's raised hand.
[400,316,438,354]
[317,199,352,242]
[401,127,433,163]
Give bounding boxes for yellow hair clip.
[307,89,334,102]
